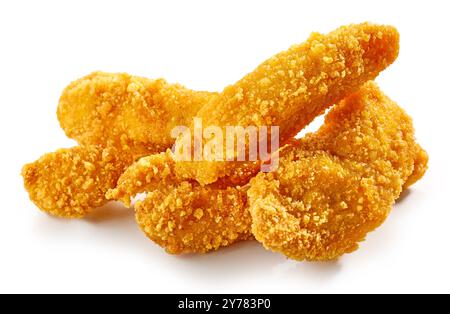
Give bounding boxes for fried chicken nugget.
[22,146,134,218]
[171,23,400,186]
[57,71,215,153]
[23,73,215,218]
[247,82,428,261]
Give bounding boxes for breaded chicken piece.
[22,146,135,218]
[57,71,215,153]
[136,182,252,254]
[170,23,401,186]
[23,73,214,218]
[247,82,428,261]
[109,22,401,202]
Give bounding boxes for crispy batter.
[57,71,215,153]
[247,82,428,261]
[22,146,134,218]
[21,24,428,261]
[110,22,401,202]
[23,72,214,218]
[109,82,427,256]
[106,153,253,253]
[107,149,260,206]
[106,151,178,207]
[171,23,400,186]
[135,182,252,254]
[403,144,429,189]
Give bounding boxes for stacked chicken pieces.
[23,23,428,261]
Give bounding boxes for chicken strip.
[109,22,401,205]
[57,71,215,153]
[170,22,401,186]
[247,82,428,261]
[22,145,134,218]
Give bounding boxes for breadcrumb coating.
[403,144,429,189]
[21,23,428,262]
[22,146,134,218]
[109,82,427,256]
[135,182,252,254]
[106,151,179,207]
[173,23,400,185]
[57,71,215,153]
[247,82,428,261]
[107,150,261,207]
[23,72,214,218]
[106,153,253,253]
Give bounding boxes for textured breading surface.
[107,149,261,206]
[108,82,427,256]
[23,72,214,218]
[247,82,428,261]
[21,23,429,261]
[106,151,178,207]
[110,22,401,202]
[135,182,252,254]
[172,23,400,186]
[106,152,253,253]
[57,71,214,153]
[22,146,134,218]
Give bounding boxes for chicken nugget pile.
[22,23,428,261]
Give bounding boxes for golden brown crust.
[403,144,429,189]
[248,82,428,261]
[174,23,400,185]
[24,72,214,218]
[22,24,428,261]
[57,71,215,153]
[111,22,402,199]
[135,182,252,254]
[106,151,179,207]
[109,82,427,256]
[22,146,134,218]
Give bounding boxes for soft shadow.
[396,189,411,204]
[32,202,342,283]
[295,260,342,280]
[85,201,132,224]
[168,240,342,284]
[173,240,284,275]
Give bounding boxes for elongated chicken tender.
[171,23,400,186]
[22,146,134,218]
[109,22,401,204]
[58,71,215,153]
[247,82,428,261]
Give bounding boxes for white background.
[1,0,449,294]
